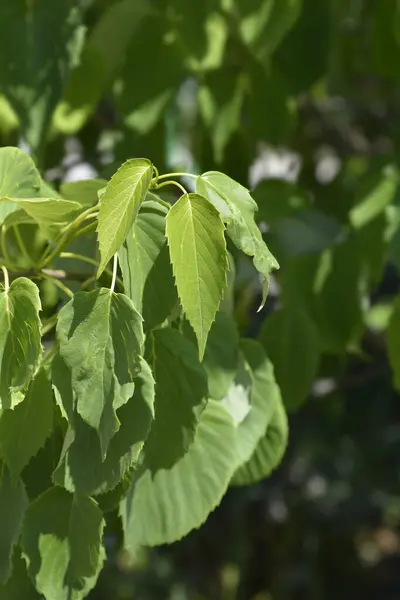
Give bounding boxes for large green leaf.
[0,147,41,225]
[230,340,281,467]
[232,393,288,486]
[145,328,208,471]
[56,288,144,456]
[0,1,85,153]
[166,193,228,358]
[0,369,53,480]
[121,400,237,553]
[0,278,42,409]
[0,466,28,584]
[196,172,279,308]
[53,356,154,495]
[118,197,177,330]
[183,311,239,400]
[21,488,105,600]
[259,306,320,410]
[96,158,153,276]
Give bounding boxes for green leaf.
[259,306,320,410]
[54,0,153,134]
[232,393,288,486]
[0,550,42,599]
[183,311,239,400]
[60,179,108,208]
[0,369,53,479]
[0,197,82,227]
[0,2,84,154]
[56,288,144,456]
[230,340,281,467]
[0,466,28,584]
[349,167,399,229]
[0,278,42,409]
[53,356,154,496]
[198,70,246,163]
[196,172,279,307]
[387,296,400,391]
[118,197,178,330]
[96,158,153,276]
[145,328,208,471]
[273,210,342,257]
[237,0,302,61]
[0,147,41,225]
[166,193,228,358]
[117,15,184,134]
[121,399,237,553]
[21,487,105,600]
[252,179,310,224]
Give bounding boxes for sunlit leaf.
[166,192,227,358]
[0,278,42,409]
[0,147,41,225]
[96,158,153,276]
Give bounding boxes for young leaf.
[0,368,53,479]
[118,197,178,330]
[232,393,288,486]
[53,357,154,495]
[56,288,144,456]
[21,487,105,600]
[183,311,239,400]
[196,171,279,308]
[144,328,208,471]
[0,466,28,584]
[166,192,228,358]
[121,400,237,553]
[0,147,41,225]
[259,306,320,410]
[96,158,153,277]
[0,278,42,409]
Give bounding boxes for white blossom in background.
[249,144,301,188]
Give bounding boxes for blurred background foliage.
[2,0,400,598]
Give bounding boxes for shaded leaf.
[56,289,144,456]
[118,197,177,330]
[97,158,153,276]
[0,549,42,599]
[0,1,85,153]
[166,193,227,358]
[60,179,108,208]
[145,328,208,471]
[0,467,28,584]
[183,311,239,400]
[53,356,154,495]
[0,369,53,479]
[0,278,42,409]
[387,295,400,391]
[232,393,288,486]
[121,400,237,553]
[21,488,105,600]
[259,306,320,410]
